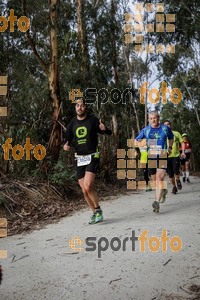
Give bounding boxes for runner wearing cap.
[63,98,112,224]
[180,133,192,183]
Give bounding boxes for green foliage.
[0,0,200,180]
[0,194,6,206]
[49,161,76,186]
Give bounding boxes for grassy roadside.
[0,175,128,236]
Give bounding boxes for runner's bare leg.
[78,177,95,212]
[84,172,100,208]
[170,176,176,186]
[78,171,100,211]
[156,169,166,202]
[185,161,189,172]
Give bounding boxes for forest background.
[0,0,199,233]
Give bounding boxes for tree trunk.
[23,0,62,163]
[76,0,90,86]
[111,0,119,85]
[180,74,200,126]
[47,0,61,162]
[123,46,140,133]
[112,112,118,161]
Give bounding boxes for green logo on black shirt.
[76,126,87,138]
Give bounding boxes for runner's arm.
[167,127,174,149]
[63,121,74,150]
[180,137,186,157]
[97,118,112,135]
[135,128,145,141]
[168,139,174,149]
[135,128,146,149]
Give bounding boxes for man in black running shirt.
[63,99,112,224]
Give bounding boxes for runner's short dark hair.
[75,98,87,106]
[164,119,171,125]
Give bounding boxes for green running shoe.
[160,189,168,203]
[89,213,96,224]
[95,211,103,223]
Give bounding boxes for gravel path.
[0,176,200,300]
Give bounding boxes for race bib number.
[77,155,92,167]
[149,145,162,155]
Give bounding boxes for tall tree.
[22,0,61,162]
[76,0,90,87]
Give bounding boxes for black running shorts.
[148,155,167,175]
[167,157,180,178]
[77,157,99,180]
[180,153,190,165]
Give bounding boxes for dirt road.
[1,176,200,300]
